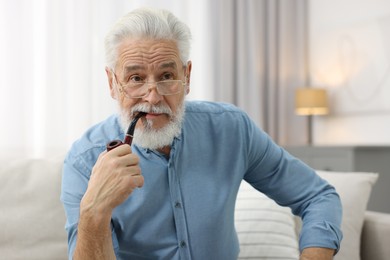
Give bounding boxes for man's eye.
[130,75,143,82]
[161,73,174,81]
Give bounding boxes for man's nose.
[143,85,163,105]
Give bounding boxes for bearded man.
[61,7,342,260]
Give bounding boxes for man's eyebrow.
[159,62,177,70]
[124,65,145,73]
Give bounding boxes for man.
[61,7,342,260]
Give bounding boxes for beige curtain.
[206,0,309,145]
[0,0,200,159]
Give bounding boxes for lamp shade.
[295,88,329,115]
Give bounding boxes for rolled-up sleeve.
[242,115,343,253]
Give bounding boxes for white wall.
[309,0,390,146]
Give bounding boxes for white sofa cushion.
[0,156,68,260]
[235,181,299,259]
[317,171,378,260]
[235,171,378,260]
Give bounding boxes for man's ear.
[185,61,192,95]
[105,67,118,100]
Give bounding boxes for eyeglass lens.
[124,81,182,98]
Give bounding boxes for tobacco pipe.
[106,112,147,151]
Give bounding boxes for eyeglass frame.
[109,68,188,99]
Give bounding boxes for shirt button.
[179,241,186,248]
[174,202,182,208]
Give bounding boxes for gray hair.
[104,7,192,69]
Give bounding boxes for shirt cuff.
[299,220,343,253]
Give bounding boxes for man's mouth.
[130,104,173,122]
[145,113,164,119]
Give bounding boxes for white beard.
[119,101,185,150]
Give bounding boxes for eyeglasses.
[112,71,186,99]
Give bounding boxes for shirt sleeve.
[60,150,120,259]
[241,114,343,253]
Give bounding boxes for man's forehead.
[118,38,180,56]
[117,38,182,72]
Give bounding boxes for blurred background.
[1,0,390,160]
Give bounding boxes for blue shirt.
[61,101,342,259]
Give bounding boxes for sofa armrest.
[361,210,390,260]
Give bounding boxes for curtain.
[0,0,205,160]
[207,0,308,145]
[0,0,307,160]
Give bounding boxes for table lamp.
[295,87,329,144]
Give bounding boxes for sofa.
[0,154,389,260]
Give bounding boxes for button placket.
[167,145,191,259]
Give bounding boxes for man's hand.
[73,144,144,260]
[81,144,144,214]
[300,247,335,260]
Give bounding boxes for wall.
[309,0,390,145]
